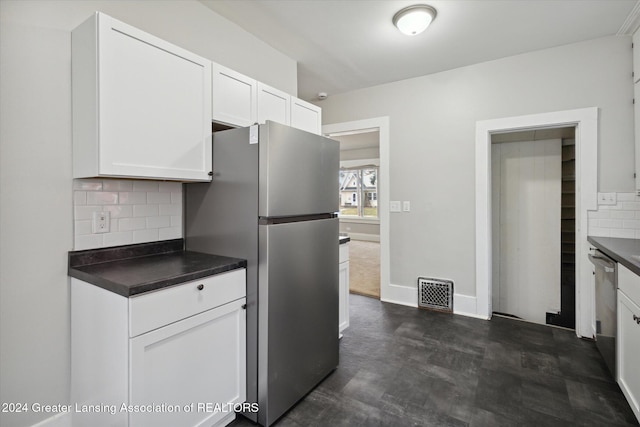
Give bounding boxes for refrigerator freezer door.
[258,217,339,426]
[259,121,339,218]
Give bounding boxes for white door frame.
[475,108,598,338]
[323,117,390,301]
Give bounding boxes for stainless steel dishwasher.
[589,249,617,377]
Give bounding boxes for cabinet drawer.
[339,243,349,264]
[129,268,245,337]
[619,264,640,306]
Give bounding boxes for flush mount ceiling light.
[392,4,437,36]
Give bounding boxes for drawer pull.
[197,284,204,291]
[634,314,640,325]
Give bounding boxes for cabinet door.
[130,299,246,427]
[257,82,290,126]
[78,13,212,181]
[212,62,257,127]
[291,97,322,135]
[339,260,350,334]
[618,290,640,422]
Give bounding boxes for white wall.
[319,36,634,306]
[0,2,296,426]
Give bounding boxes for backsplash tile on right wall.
[588,192,640,239]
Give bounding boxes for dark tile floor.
[230,295,638,426]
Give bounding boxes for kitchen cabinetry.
[257,82,291,126]
[71,269,246,427]
[617,264,640,422]
[339,242,350,336]
[72,12,212,181]
[291,97,322,135]
[212,62,257,127]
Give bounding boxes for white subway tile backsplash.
[103,231,133,247]
[75,234,104,250]
[159,203,181,216]
[74,220,92,235]
[597,219,622,229]
[74,205,102,220]
[623,219,640,229]
[118,217,146,231]
[133,181,159,192]
[73,179,102,191]
[134,204,159,217]
[119,192,147,205]
[159,226,181,240]
[611,228,636,238]
[103,179,133,192]
[617,193,640,202]
[74,191,87,205]
[103,205,133,218]
[147,191,171,204]
[133,228,159,243]
[159,182,182,192]
[86,191,118,205]
[147,216,171,229]
[73,178,183,250]
[588,192,640,238]
[588,210,610,219]
[609,210,636,220]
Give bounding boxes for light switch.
[390,201,401,212]
[403,201,411,212]
[597,192,617,206]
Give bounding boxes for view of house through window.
[339,168,378,218]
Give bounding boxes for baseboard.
[453,293,488,320]
[31,412,71,427]
[381,283,418,307]
[346,233,380,242]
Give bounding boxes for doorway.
[323,117,390,301]
[333,130,380,298]
[475,108,598,339]
[490,127,576,328]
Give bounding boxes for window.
[339,168,378,218]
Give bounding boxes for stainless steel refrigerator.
[184,121,340,426]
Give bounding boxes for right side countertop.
[588,236,640,276]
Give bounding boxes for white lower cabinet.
[618,288,640,422]
[338,243,350,336]
[130,300,246,427]
[71,269,246,427]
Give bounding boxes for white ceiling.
[201,0,640,101]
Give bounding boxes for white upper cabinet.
[72,12,212,181]
[257,82,291,126]
[291,97,322,135]
[212,62,257,127]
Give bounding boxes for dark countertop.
[339,234,350,245]
[587,236,640,276]
[68,239,247,297]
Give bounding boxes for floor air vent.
[418,277,453,312]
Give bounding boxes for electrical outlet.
[390,201,401,212]
[92,211,110,234]
[403,201,411,212]
[597,192,617,206]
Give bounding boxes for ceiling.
[200,0,640,101]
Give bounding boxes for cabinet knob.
[634,314,640,324]
[197,284,204,291]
